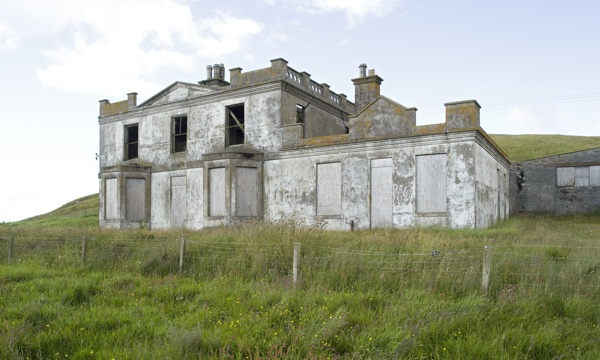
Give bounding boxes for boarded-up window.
[575,166,590,186]
[170,176,187,228]
[558,166,599,187]
[105,178,118,220]
[557,167,575,186]
[235,167,258,217]
[591,166,600,186]
[209,168,226,216]
[416,154,446,213]
[126,178,146,221]
[371,158,393,228]
[317,162,341,216]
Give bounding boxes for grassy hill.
[490,134,600,162]
[1,194,99,228]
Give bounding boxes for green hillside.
[490,134,600,163]
[1,194,99,228]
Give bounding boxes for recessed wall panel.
[235,167,258,217]
[170,176,187,228]
[416,154,447,213]
[209,167,226,217]
[370,158,393,228]
[317,162,341,216]
[105,178,118,220]
[126,178,146,221]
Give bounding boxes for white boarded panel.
[416,154,446,213]
[590,166,600,186]
[235,167,258,217]
[371,159,393,228]
[557,167,574,186]
[105,178,118,220]
[574,166,590,186]
[209,168,226,216]
[126,178,146,221]
[170,176,187,228]
[317,162,341,216]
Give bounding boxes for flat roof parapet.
[228,58,355,113]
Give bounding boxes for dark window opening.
[172,115,187,153]
[296,104,305,124]
[125,124,138,160]
[227,104,245,146]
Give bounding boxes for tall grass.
[1,213,600,359]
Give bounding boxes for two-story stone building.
[98,58,510,230]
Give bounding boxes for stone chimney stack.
[199,63,229,87]
[352,63,383,113]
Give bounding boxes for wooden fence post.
[8,236,14,263]
[293,242,301,286]
[179,237,186,272]
[81,236,88,265]
[482,246,492,293]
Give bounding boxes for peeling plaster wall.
[264,132,497,230]
[474,144,509,228]
[446,142,476,228]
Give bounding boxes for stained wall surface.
[98,59,510,230]
[510,148,600,214]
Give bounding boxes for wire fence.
[2,235,600,298]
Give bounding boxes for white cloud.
[266,0,405,27]
[0,23,19,52]
[1,0,263,96]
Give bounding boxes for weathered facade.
[510,148,600,214]
[98,58,510,230]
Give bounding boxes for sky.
[1,0,599,222]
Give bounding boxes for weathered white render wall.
[98,59,509,230]
[263,132,508,230]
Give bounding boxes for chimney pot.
[220,63,225,81]
[368,69,375,76]
[213,64,220,80]
[206,65,213,80]
[359,63,367,77]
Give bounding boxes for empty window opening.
[172,115,187,153]
[227,104,245,146]
[125,124,138,160]
[296,104,305,124]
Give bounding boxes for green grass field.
[1,134,600,359]
[489,134,600,162]
[2,213,600,358]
